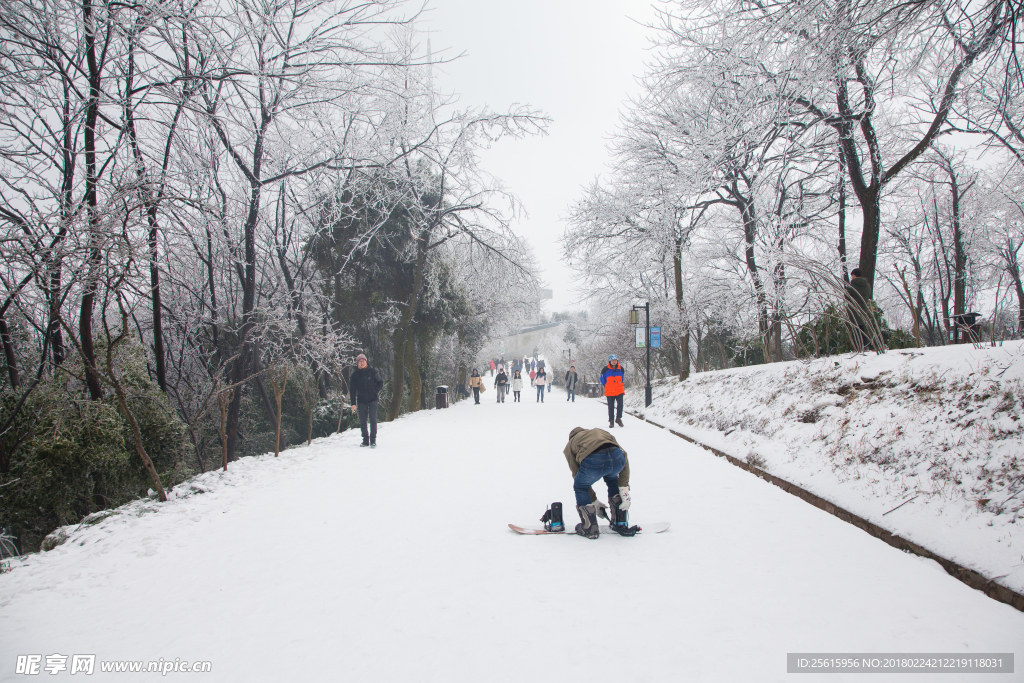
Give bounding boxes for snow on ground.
[1,386,1021,682]
[627,341,1024,598]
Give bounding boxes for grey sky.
[421,1,660,314]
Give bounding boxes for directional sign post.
[630,302,652,407]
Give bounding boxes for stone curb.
[626,409,1024,613]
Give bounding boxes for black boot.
[608,493,639,536]
[575,503,599,539]
[609,493,627,527]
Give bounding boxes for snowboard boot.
[540,502,564,533]
[609,493,627,528]
[575,503,600,539]
[608,493,639,536]
[616,417,624,427]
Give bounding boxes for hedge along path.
[625,408,1024,613]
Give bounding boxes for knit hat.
[356,354,367,362]
[609,354,618,361]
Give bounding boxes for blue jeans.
[566,386,575,401]
[536,385,545,402]
[573,447,624,506]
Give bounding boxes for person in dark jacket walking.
[349,353,384,447]
[564,366,579,402]
[562,427,635,538]
[494,368,508,403]
[601,355,626,428]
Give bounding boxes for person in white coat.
[511,371,524,402]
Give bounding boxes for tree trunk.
[388,327,407,419]
[105,310,167,501]
[0,315,18,388]
[252,344,286,451]
[856,198,881,295]
[124,33,178,393]
[406,332,422,413]
[224,166,263,461]
[456,323,467,400]
[837,145,849,283]
[218,388,232,471]
[948,168,968,321]
[307,398,314,446]
[1004,243,1024,335]
[79,0,103,400]
[48,267,66,366]
[735,188,771,359]
[673,239,690,381]
[270,365,288,457]
[112,379,167,502]
[387,229,429,421]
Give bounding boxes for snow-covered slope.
[628,341,1024,596]
[1,391,1021,682]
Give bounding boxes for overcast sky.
[420,1,661,314]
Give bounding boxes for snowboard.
[508,522,670,535]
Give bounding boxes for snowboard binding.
[540,502,564,533]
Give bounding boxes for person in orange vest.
[600,354,625,428]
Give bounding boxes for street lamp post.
[630,302,652,407]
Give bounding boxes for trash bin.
[435,385,449,409]
[586,383,601,398]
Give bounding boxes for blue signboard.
[650,327,661,348]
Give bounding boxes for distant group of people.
[465,353,626,424]
[468,356,553,404]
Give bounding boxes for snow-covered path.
[1,388,1021,682]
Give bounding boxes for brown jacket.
[469,374,483,388]
[562,427,630,501]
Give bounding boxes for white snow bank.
[627,341,1024,594]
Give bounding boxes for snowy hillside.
[627,341,1024,595]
